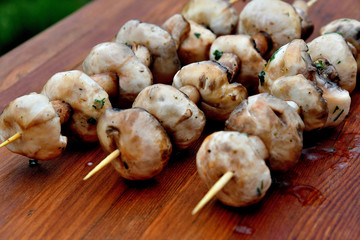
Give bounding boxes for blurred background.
[0,0,92,56]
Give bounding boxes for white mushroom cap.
[82,42,153,105]
[225,93,304,172]
[209,35,266,89]
[0,93,67,160]
[132,84,206,150]
[116,20,181,84]
[258,39,330,131]
[181,0,239,35]
[308,33,357,93]
[97,108,172,180]
[172,61,248,121]
[196,131,271,207]
[313,73,351,128]
[178,20,216,65]
[269,74,328,131]
[238,0,301,58]
[41,70,111,142]
[320,18,360,72]
[259,39,315,93]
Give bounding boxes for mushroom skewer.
[0,133,21,148]
[84,107,173,181]
[193,131,271,214]
[84,84,206,181]
[0,93,68,160]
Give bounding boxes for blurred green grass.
[0,0,92,56]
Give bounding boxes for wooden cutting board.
[0,0,359,239]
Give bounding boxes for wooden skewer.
[83,149,120,180]
[307,0,318,7]
[229,0,239,4]
[0,133,21,149]
[192,171,234,215]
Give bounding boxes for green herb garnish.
[337,60,341,64]
[315,60,326,70]
[92,98,106,109]
[333,106,339,114]
[213,49,223,60]
[256,180,264,197]
[194,32,201,38]
[324,32,343,36]
[269,48,280,62]
[259,71,266,86]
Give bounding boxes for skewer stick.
[83,149,120,180]
[229,0,239,4]
[307,0,318,7]
[0,133,21,149]
[192,171,234,215]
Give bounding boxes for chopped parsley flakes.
[213,49,223,60]
[92,98,106,109]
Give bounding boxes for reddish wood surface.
[0,0,359,239]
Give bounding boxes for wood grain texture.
[0,0,359,239]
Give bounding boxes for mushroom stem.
[192,171,234,215]
[179,85,201,104]
[0,132,21,149]
[252,32,272,58]
[83,149,120,180]
[51,100,72,125]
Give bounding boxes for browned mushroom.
[238,0,314,59]
[91,108,173,180]
[193,131,271,213]
[115,20,181,84]
[225,93,305,172]
[132,84,206,150]
[42,70,111,142]
[82,42,153,107]
[0,93,67,160]
[320,18,360,73]
[172,61,247,121]
[181,0,239,35]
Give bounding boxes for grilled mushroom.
[181,0,239,35]
[238,0,314,59]
[226,93,305,171]
[0,93,67,160]
[209,34,267,90]
[82,42,152,107]
[116,20,181,84]
[172,61,247,121]
[96,108,172,180]
[133,84,206,150]
[196,131,271,207]
[42,70,111,142]
[320,18,360,73]
[308,33,357,93]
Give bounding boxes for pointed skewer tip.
[192,171,234,215]
[83,149,120,181]
[0,133,22,149]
